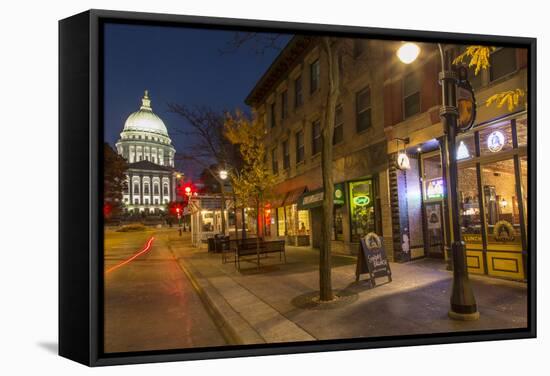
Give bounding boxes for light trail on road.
[105,236,155,274]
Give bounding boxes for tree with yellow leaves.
[453,45,526,111]
[224,110,276,242]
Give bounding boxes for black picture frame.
[59,9,536,367]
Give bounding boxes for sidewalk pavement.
[168,234,527,345]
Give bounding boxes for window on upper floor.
[153,184,159,195]
[466,65,483,90]
[334,105,344,145]
[403,72,421,119]
[281,90,288,119]
[457,46,483,90]
[283,140,290,169]
[312,120,321,155]
[310,59,320,94]
[270,102,276,128]
[296,130,305,164]
[356,87,372,132]
[490,48,517,82]
[143,183,150,195]
[163,184,169,196]
[133,183,139,194]
[294,76,303,108]
[271,147,279,174]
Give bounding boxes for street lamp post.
[219,169,228,235]
[397,42,479,320]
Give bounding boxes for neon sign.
[487,130,505,152]
[353,195,371,206]
[426,178,444,200]
[456,140,470,160]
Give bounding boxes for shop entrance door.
[424,202,444,258]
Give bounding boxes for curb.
[168,243,265,346]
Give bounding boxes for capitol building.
[116,90,178,214]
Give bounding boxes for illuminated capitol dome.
[116,90,178,214]
[116,90,175,166]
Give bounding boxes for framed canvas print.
[59,9,536,366]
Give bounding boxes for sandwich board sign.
[355,232,392,287]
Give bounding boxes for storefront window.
[423,153,443,201]
[479,121,513,156]
[349,180,375,242]
[277,207,285,236]
[458,165,482,244]
[285,205,297,236]
[456,134,476,161]
[481,159,521,246]
[297,210,310,235]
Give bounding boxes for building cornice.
[245,35,316,107]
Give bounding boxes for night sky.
[103,23,291,177]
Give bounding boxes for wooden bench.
[224,238,286,270]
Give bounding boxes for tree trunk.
[319,37,340,302]
[256,195,261,252]
[220,186,226,235]
[234,194,238,240]
[242,207,247,240]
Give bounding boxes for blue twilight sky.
[103,22,291,177]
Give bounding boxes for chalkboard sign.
[355,232,392,287]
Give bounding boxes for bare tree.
[168,104,241,235]
[224,33,350,301]
[219,32,287,55]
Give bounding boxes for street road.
[103,228,226,353]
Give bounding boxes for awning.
[267,192,286,208]
[282,186,308,206]
[297,183,345,210]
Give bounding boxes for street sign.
[297,183,345,210]
[396,152,410,170]
[355,232,392,287]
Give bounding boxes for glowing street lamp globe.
[219,170,228,180]
[397,42,420,64]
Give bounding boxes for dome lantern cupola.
[140,90,152,111]
[122,90,169,136]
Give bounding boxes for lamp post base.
[449,241,480,321]
[448,310,480,321]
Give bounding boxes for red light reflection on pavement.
[105,236,155,274]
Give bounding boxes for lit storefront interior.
[457,114,528,280]
[392,113,527,281]
[422,151,446,259]
[295,180,380,254]
[297,183,346,247]
[348,180,377,242]
[274,187,311,246]
[188,195,227,247]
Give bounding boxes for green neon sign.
[353,195,370,206]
